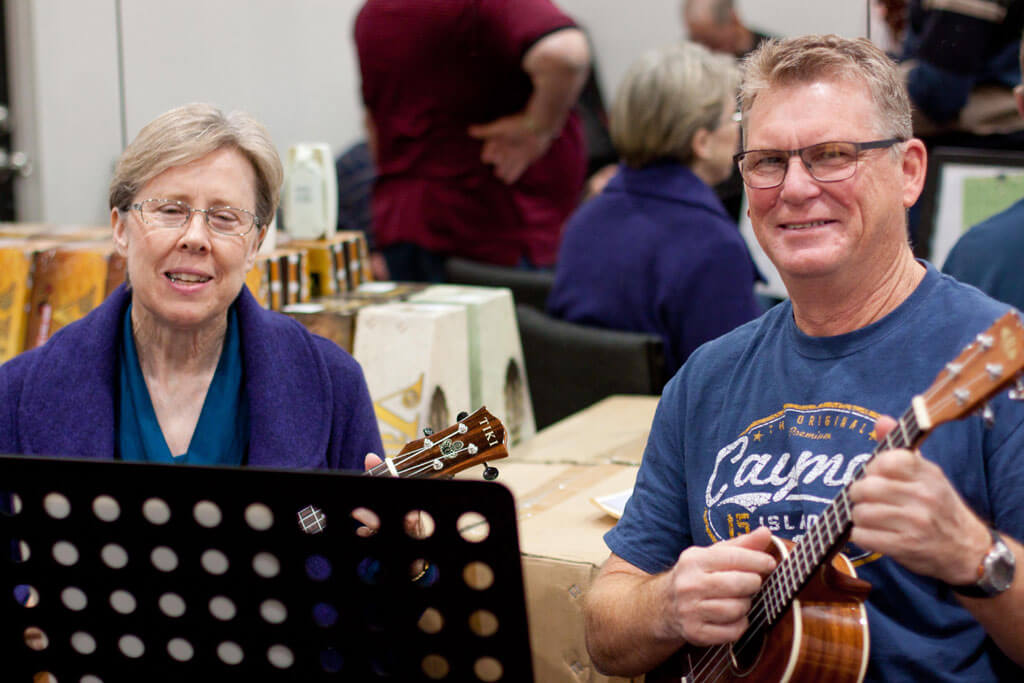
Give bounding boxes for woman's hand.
[357,452,425,538]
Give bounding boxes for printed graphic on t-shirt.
[702,401,884,565]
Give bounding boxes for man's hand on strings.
[848,416,991,585]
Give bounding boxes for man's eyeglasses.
[130,198,260,237]
[733,138,905,190]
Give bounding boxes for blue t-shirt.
[607,263,1024,681]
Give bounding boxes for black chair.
[444,257,555,310]
[515,304,666,430]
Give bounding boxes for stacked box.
[24,242,115,350]
[282,298,364,353]
[245,254,272,308]
[288,236,346,297]
[287,231,367,297]
[410,284,536,445]
[284,282,430,352]
[352,302,471,457]
[343,281,428,304]
[335,230,372,290]
[259,247,310,311]
[104,250,127,295]
[0,239,59,361]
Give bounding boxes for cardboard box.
[245,255,271,308]
[512,395,659,466]
[410,284,536,445]
[283,282,430,351]
[353,302,471,457]
[343,281,428,304]
[282,298,364,353]
[283,230,371,296]
[287,234,350,297]
[247,247,311,311]
[336,229,373,287]
[24,242,119,350]
[0,239,60,361]
[287,231,373,297]
[467,462,641,683]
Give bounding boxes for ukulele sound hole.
[729,626,766,674]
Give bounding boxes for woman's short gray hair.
[610,41,739,168]
[739,35,912,141]
[108,103,284,228]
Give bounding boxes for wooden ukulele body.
[647,535,871,683]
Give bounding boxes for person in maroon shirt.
[354,0,590,281]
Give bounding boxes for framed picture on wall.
[915,147,1024,269]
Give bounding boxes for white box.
[410,284,536,445]
[352,303,471,457]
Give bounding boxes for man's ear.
[111,207,129,256]
[900,138,928,209]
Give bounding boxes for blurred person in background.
[355,0,589,282]
[942,31,1024,311]
[547,41,763,379]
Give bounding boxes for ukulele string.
[366,437,477,478]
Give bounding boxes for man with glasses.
[584,35,1024,681]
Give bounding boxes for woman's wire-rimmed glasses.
[130,198,260,237]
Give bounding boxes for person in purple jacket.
[0,103,383,470]
[547,41,763,378]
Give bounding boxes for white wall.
[7,0,122,225]
[7,0,870,225]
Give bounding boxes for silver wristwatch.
[951,528,1016,598]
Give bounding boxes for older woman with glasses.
[546,41,764,380]
[0,103,383,469]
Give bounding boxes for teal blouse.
[117,304,249,465]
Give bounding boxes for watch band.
[950,528,1015,599]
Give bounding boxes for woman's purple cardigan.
[0,284,383,470]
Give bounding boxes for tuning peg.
[1009,378,1024,401]
[482,465,499,481]
[422,427,434,436]
[982,403,996,428]
[457,411,469,421]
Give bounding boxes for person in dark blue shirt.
[942,30,1024,310]
[547,41,762,378]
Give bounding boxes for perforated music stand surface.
[1,455,533,682]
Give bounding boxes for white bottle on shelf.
[281,143,337,241]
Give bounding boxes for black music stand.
[1,455,533,682]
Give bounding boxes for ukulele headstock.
[390,407,509,479]
[916,310,1024,431]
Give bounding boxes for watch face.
[984,539,1016,593]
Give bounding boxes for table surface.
[508,394,659,466]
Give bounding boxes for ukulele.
[647,310,1024,683]
[364,406,509,480]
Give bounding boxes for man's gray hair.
[739,34,913,142]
